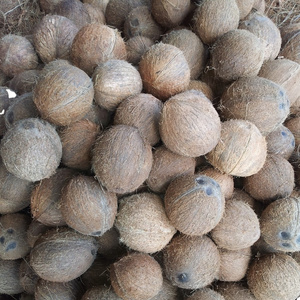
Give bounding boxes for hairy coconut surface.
[9,69,40,95]
[19,256,39,295]
[84,2,105,24]
[82,286,122,300]
[215,282,256,300]
[187,288,225,300]
[27,220,49,248]
[236,0,255,19]
[280,31,300,64]
[151,277,179,300]
[188,80,214,101]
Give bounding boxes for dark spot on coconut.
[7,111,14,124]
[91,231,102,236]
[91,249,96,256]
[6,228,14,234]
[281,131,287,137]
[280,231,290,240]
[279,103,285,110]
[245,21,251,26]
[0,236,4,244]
[23,121,35,130]
[177,273,189,283]
[206,187,213,196]
[282,242,291,248]
[279,90,284,97]
[131,18,139,27]
[196,177,206,185]
[5,241,17,251]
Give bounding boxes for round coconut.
[124,6,163,41]
[286,116,300,148]
[0,34,39,78]
[0,213,31,260]
[83,0,110,14]
[82,103,112,129]
[84,3,105,24]
[266,124,295,159]
[33,15,79,64]
[0,118,62,182]
[92,59,142,111]
[243,154,294,202]
[151,277,179,300]
[252,0,265,12]
[71,24,126,76]
[219,76,290,136]
[0,259,24,295]
[215,282,256,300]
[9,69,40,95]
[151,0,190,29]
[188,80,214,101]
[239,11,281,61]
[280,23,300,46]
[38,0,63,13]
[211,29,265,82]
[31,168,76,227]
[247,253,300,300]
[92,125,152,194]
[235,0,255,19]
[61,175,118,236]
[280,31,300,65]
[27,221,49,248]
[206,119,267,177]
[139,43,190,101]
[110,252,163,300]
[163,234,220,289]
[82,286,122,300]
[160,89,221,157]
[113,93,162,146]
[187,288,225,300]
[115,193,176,253]
[211,199,260,250]
[30,227,98,282]
[164,174,225,236]
[161,28,206,79]
[193,0,239,45]
[33,60,94,126]
[125,36,154,65]
[20,257,39,295]
[59,119,100,170]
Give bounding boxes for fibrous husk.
[236,0,255,19]
[19,257,39,295]
[187,288,225,300]
[82,286,122,300]
[38,0,63,13]
[188,80,214,101]
[84,3,105,24]
[27,220,49,248]
[83,0,110,14]
[150,277,179,300]
[280,31,300,64]
[9,69,40,95]
[215,282,256,300]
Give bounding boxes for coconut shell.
[71,24,126,76]
[211,199,260,250]
[27,221,49,248]
[188,80,214,101]
[187,288,225,300]
[84,3,106,24]
[280,22,300,46]
[33,15,79,64]
[247,253,300,300]
[236,0,255,19]
[215,282,256,300]
[193,0,239,45]
[0,35,39,78]
[92,125,153,194]
[220,76,290,135]
[139,43,190,101]
[92,59,142,111]
[160,89,221,157]
[280,31,300,65]
[20,257,39,295]
[9,70,40,95]
[211,29,265,82]
[82,286,122,300]
[110,252,163,300]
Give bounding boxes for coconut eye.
[280,231,290,240]
[5,242,17,252]
[91,231,102,236]
[196,178,206,185]
[206,187,213,196]
[6,229,14,234]
[281,131,287,137]
[177,273,189,283]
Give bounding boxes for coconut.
[286,116,300,148]
[219,76,290,135]
[33,15,79,64]
[239,11,281,61]
[84,3,106,24]
[71,24,127,76]
[0,213,31,260]
[151,0,190,29]
[161,29,207,79]
[164,174,225,236]
[215,282,256,300]
[20,257,39,295]
[244,154,294,202]
[193,0,239,45]
[211,199,260,250]
[92,125,152,194]
[235,0,255,19]
[139,43,190,101]
[281,23,300,46]
[30,227,98,282]
[247,253,300,300]
[59,119,100,170]
[9,70,40,95]
[82,103,112,129]
[126,36,154,65]
[211,29,265,82]
[252,0,265,12]
[92,59,142,111]
[38,0,63,13]
[187,288,225,300]
[151,277,179,300]
[252,236,280,255]
[206,120,267,177]
[0,35,39,78]
[0,118,62,182]
[31,168,76,226]
[83,0,110,14]
[82,286,122,300]
[188,80,214,101]
[27,221,49,248]
[61,175,118,236]
[163,234,220,289]
[280,31,300,65]
[160,90,221,157]
[33,60,94,126]
[110,252,163,300]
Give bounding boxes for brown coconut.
[30,227,98,282]
[206,119,267,177]
[163,234,220,289]
[164,174,225,236]
[215,282,256,300]
[211,199,260,250]
[139,43,190,100]
[0,118,62,182]
[20,257,39,295]
[280,22,300,46]
[193,0,240,45]
[161,29,207,79]
[280,31,300,65]
[115,193,176,253]
[27,221,49,248]
[110,252,163,300]
[113,93,162,146]
[220,76,290,135]
[92,125,152,194]
[239,11,281,61]
[0,35,39,78]
[84,3,106,24]
[236,0,255,19]
[211,29,265,82]
[71,23,126,76]
[61,175,118,236]
[160,89,221,157]
[31,168,76,226]
[33,15,79,64]
[187,288,225,300]
[92,59,142,111]
[83,0,110,14]
[82,286,122,300]
[244,154,294,202]
[188,80,214,101]
[9,70,40,95]
[247,253,300,300]
[0,213,31,260]
[82,103,112,129]
[38,0,63,13]
[151,277,179,300]
[59,119,100,170]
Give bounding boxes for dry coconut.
[187,288,225,300]
[235,0,255,19]
[280,31,300,65]
[9,69,40,95]
[27,221,49,248]
[82,286,122,300]
[253,0,265,12]
[81,103,112,129]
[188,80,214,101]
[216,282,256,300]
